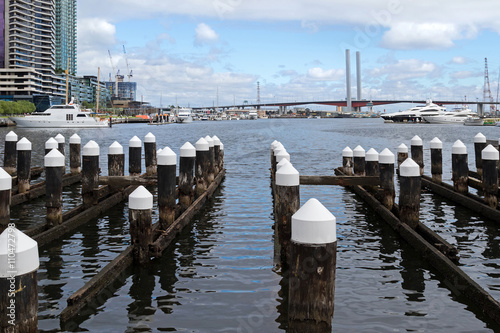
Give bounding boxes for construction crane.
[108,50,119,98]
[123,45,133,82]
[483,57,495,112]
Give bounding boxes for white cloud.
[195,23,219,45]
[449,70,480,80]
[307,67,344,81]
[450,56,469,64]
[78,18,116,50]
[370,59,437,81]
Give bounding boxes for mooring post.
[452,140,469,195]
[276,149,290,165]
[410,135,424,175]
[16,138,32,194]
[82,140,100,207]
[144,132,157,176]
[44,138,58,156]
[108,141,125,176]
[474,132,487,178]
[204,135,215,184]
[129,136,142,176]
[271,141,283,179]
[353,145,365,176]
[277,158,291,172]
[179,142,196,213]
[273,145,286,181]
[129,186,153,264]
[397,143,408,176]
[158,147,177,229]
[45,149,64,228]
[288,198,336,333]
[365,148,379,177]
[0,227,39,332]
[69,134,81,174]
[399,158,421,229]
[342,146,353,175]
[3,131,17,175]
[195,138,210,197]
[219,141,224,171]
[481,144,499,209]
[274,162,300,265]
[379,148,395,210]
[430,137,443,182]
[0,168,11,234]
[212,135,221,176]
[55,134,66,174]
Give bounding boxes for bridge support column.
[477,103,484,117]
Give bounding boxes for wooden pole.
[481,144,499,209]
[452,140,469,195]
[276,149,290,165]
[271,141,283,181]
[3,131,17,175]
[195,138,210,197]
[399,158,421,229]
[44,137,58,156]
[45,149,64,227]
[289,198,336,333]
[365,148,379,177]
[129,136,142,176]
[204,135,215,184]
[219,141,224,171]
[128,186,153,264]
[430,137,442,182]
[410,135,424,175]
[55,134,66,174]
[179,142,196,214]
[16,138,32,194]
[273,145,286,184]
[212,135,221,176]
[0,168,11,234]
[144,132,157,176]
[82,140,100,207]
[157,147,177,229]
[378,148,395,210]
[353,145,365,176]
[474,132,487,178]
[108,141,125,177]
[0,228,39,332]
[342,146,353,176]
[397,143,408,176]
[69,134,81,174]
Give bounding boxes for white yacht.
[248,110,258,120]
[175,108,193,123]
[422,108,477,124]
[9,101,109,128]
[381,100,446,122]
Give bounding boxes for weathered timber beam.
[98,175,160,187]
[299,175,379,186]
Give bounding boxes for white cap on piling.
[277,158,291,171]
[273,142,284,152]
[196,137,209,151]
[342,146,353,157]
[474,132,487,143]
[212,135,221,146]
[430,137,442,149]
[82,140,100,156]
[157,148,163,155]
[353,145,365,157]
[44,149,65,167]
[482,144,499,161]
[397,143,408,153]
[291,198,336,244]
[45,137,58,150]
[158,147,177,165]
[452,140,467,154]
[55,133,65,143]
[274,147,286,156]
[276,162,299,186]
[379,148,395,164]
[17,137,31,151]
[108,141,123,155]
[204,135,214,148]
[5,131,17,142]
[220,142,224,151]
[411,135,423,146]
[129,136,142,148]
[180,142,196,157]
[400,158,420,177]
[271,140,279,149]
[0,228,39,277]
[128,185,153,210]
[365,148,379,162]
[69,133,81,144]
[276,149,290,163]
[0,167,12,190]
[144,132,156,143]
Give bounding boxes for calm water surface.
[2,118,500,332]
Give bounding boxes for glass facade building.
[55,0,76,74]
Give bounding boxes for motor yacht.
[422,108,477,124]
[174,108,193,123]
[381,100,446,122]
[248,110,258,120]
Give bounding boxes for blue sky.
[77,0,500,111]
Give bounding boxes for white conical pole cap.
[157,148,163,155]
[0,167,12,190]
[45,137,58,150]
[44,149,65,167]
[271,140,279,149]
[158,147,177,165]
[273,143,284,153]
[108,141,123,155]
[342,146,353,157]
[220,142,224,151]
[204,135,214,147]
[129,136,142,148]
[55,133,65,144]
[277,158,291,171]
[411,135,423,146]
[0,228,39,277]
[212,135,221,146]
[400,158,420,177]
[365,148,379,162]
[474,132,486,143]
[379,148,395,164]
[430,137,442,149]
[129,185,153,210]
[452,140,467,154]
[276,162,299,186]
[292,198,336,244]
[180,142,196,157]
[17,137,31,151]
[196,138,209,151]
[397,143,408,153]
[82,140,100,156]
[276,149,290,163]
[144,132,156,143]
[482,144,499,161]
[70,133,81,144]
[5,131,17,142]
[353,145,365,157]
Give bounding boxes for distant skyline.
[77,0,500,111]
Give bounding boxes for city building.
[55,0,77,75]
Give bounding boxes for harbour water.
[3,118,500,332]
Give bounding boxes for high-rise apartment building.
[55,0,76,75]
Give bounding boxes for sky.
[77,0,500,111]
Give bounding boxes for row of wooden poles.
[0,131,224,332]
